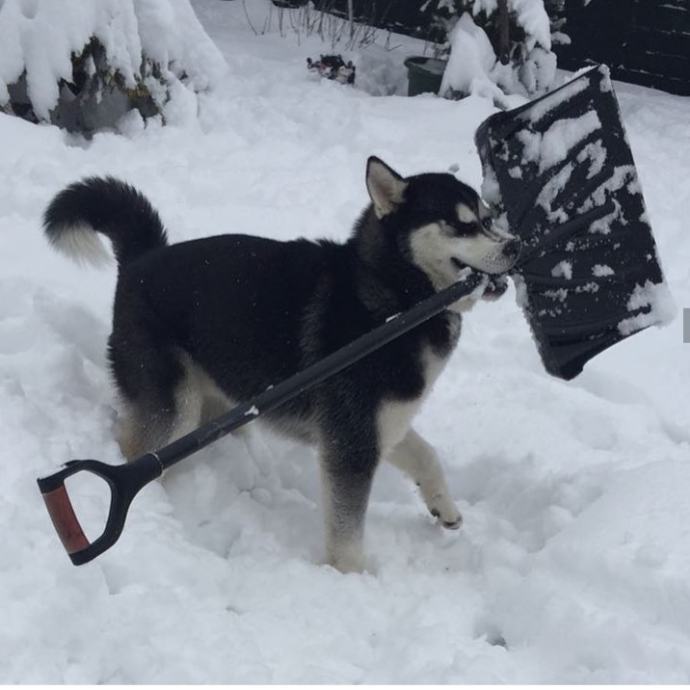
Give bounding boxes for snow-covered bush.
[439,13,505,102]
[430,0,557,102]
[0,0,227,133]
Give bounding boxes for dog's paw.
[430,501,463,530]
[440,515,463,530]
[325,542,372,574]
[327,554,374,575]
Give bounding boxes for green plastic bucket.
[404,57,446,96]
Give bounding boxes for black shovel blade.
[475,64,672,380]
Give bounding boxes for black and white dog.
[44,157,519,572]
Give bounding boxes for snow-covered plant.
[426,0,558,100]
[0,0,227,133]
[439,14,506,103]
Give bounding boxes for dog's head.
[365,157,520,292]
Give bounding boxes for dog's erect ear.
[366,157,407,218]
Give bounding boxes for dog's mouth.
[451,255,510,275]
[483,274,509,299]
[450,256,509,298]
[450,236,521,276]
[450,257,465,271]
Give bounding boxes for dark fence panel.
[309,0,444,41]
[553,0,690,96]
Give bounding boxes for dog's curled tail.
[44,176,168,268]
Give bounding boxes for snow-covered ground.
[2,0,690,682]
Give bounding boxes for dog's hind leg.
[117,402,173,460]
[111,328,204,460]
[386,429,462,529]
[116,370,205,460]
[167,355,206,441]
[115,363,204,461]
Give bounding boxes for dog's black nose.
[503,239,521,260]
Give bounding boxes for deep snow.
[1,0,690,682]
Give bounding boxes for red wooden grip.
[41,485,90,554]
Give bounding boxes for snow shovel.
[37,271,486,565]
[475,64,671,380]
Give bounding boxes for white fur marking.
[409,222,516,288]
[366,159,407,218]
[169,353,234,442]
[456,203,477,224]
[409,223,457,291]
[49,223,112,267]
[377,348,447,455]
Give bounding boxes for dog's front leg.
[320,441,378,573]
[386,429,461,529]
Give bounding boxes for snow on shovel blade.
[475,64,673,381]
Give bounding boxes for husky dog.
[43,157,519,572]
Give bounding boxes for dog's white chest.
[377,347,448,455]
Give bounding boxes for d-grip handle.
[36,454,163,565]
[40,481,89,556]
